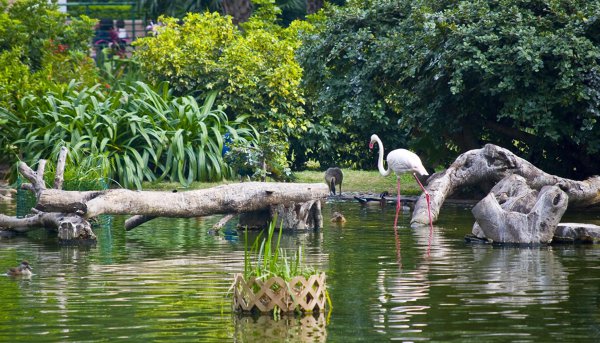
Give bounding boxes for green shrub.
[133,11,309,139]
[67,5,135,20]
[224,128,295,182]
[0,0,98,111]
[299,0,600,178]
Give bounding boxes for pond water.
[1,199,600,342]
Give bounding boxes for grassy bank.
[144,169,423,195]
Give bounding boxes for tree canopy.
[298,0,600,178]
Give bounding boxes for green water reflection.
[1,200,600,342]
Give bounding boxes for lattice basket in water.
[233,272,327,314]
[233,312,327,342]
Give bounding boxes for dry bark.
[35,182,328,219]
[0,151,97,242]
[471,185,568,244]
[0,210,95,241]
[53,147,68,190]
[1,166,329,235]
[411,144,600,226]
[471,174,537,238]
[1,150,329,239]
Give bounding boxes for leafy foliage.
[224,128,295,181]
[0,81,254,189]
[0,0,98,111]
[67,4,135,20]
[133,11,309,140]
[136,0,326,26]
[295,2,407,170]
[137,0,220,21]
[299,0,600,178]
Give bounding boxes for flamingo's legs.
[393,177,402,266]
[394,178,401,229]
[413,173,434,234]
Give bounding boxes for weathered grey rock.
[553,223,600,243]
[472,185,568,244]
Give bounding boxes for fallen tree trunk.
[1,152,329,240]
[0,210,95,241]
[0,148,98,242]
[36,182,328,219]
[1,179,329,236]
[411,144,600,226]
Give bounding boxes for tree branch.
[411,144,600,226]
[53,147,69,190]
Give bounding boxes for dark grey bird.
[324,167,344,196]
[354,191,389,207]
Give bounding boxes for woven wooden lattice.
[233,272,327,313]
[234,313,327,342]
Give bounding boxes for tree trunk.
[471,184,568,244]
[222,0,252,25]
[1,181,329,234]
[237,199,323,231]
[36,182,328,219]
[0,211,95,242]
[411,144,600,226]
[1,154,328,242]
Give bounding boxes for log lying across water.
[1,182,328,233]
[0,151,329,241]
[36,183,328,219]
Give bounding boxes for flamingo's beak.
[369,141,374,150]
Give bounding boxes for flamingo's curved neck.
[375,136,392,177]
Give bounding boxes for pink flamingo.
[369,134,434,231]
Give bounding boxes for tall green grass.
[0,81,255,188]
[243,219,317,282]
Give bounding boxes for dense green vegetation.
[299,0,600,178]
[1,81,254,189]
[1,0,600,190]
[0,0,97,112]
[133,9,311,139]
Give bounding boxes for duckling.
[331,211,346,224]
[7,261,32,277]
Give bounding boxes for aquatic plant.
[234,219,331,316]
[243,219,316,282]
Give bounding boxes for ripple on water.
[0,202,599,342]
